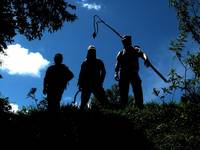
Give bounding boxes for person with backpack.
[43,53,74,112]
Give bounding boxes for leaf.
[153,88,160,96]
[27,87,37,99]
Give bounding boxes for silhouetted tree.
[186,52,200,78]
[170,0,200,53]
[0,96,11,112]
[0,0,77,53]
[91,84,135,109]
[27,87,48,110]
[156,0,200,103]
[169,0,200,71]
[105,84,120,105]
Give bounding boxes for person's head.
[121,35,132,48]
[87,45,96,60]
[54,53,63,64]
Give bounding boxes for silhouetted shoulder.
[96,58,104,64]
[47,65,54,70]
[45,65,55,73]
[61,64,69,70]
[81,59,87,66]
[133,46,144,57]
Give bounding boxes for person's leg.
[47,87,64,113]
[131,73,144,109]
[47,91,56,113]
[119,78,130,108]
[80,88,91,110]
[54,88,64,112]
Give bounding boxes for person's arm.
[77,62,85,90]
[43,69,49,95]
[134,46,150,67]
[99,59,106,84]
[65,65,74,81]
[114,51,121,81]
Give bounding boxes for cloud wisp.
[78,0,101,11]
[0,44,49,77]
[10,103,19,113]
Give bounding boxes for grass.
[0,100,199,149]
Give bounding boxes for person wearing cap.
[43,53,74,112]
[114,35,150,109]
[77,45,108,110]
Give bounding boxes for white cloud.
[0,44,49,77]
[10,103,19,113]
[79,0,101,11]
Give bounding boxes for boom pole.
[149,62,169,83]
[92,15,169,83]
[93,15,123,39]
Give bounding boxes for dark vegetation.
[0,95,200,149]
[0,0,200,149]
[0,0,76,53]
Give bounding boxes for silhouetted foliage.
[106,84,120,105]
[0,0,77,53]
[159,0,200,105]
[27,87,48,110]
[169,0,200,84]
[1,101,200,149]
[0,105,155,149]
[91,84,135,110]
[0,96,11,112]
[170,0,200,53]
[186,52,200,78]
[91,84,120,109]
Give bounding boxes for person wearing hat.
[114,35,150,109]
[43,53,74,113]
[77,45,108,110]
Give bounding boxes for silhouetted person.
[43,53,74,112]
[78,45,108,110]
[114,35,150,109]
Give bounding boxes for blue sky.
[0,0,185,110]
